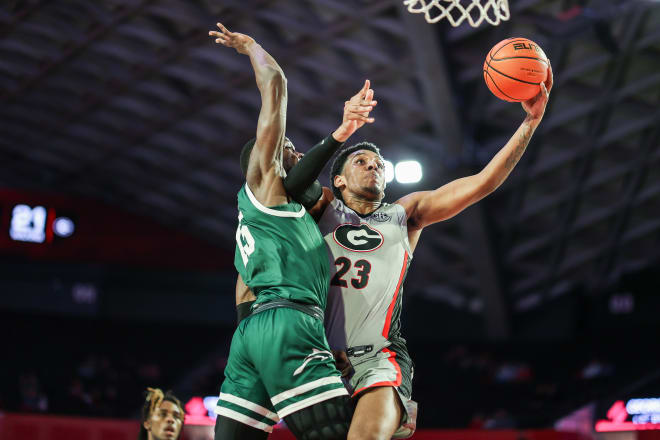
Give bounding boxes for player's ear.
[144,420,151,431]
[333,174,346,191]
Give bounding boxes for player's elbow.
[257,66,286,91]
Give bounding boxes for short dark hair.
[138,388,184,440]
[240,138,256,177]
[329,141,381,201]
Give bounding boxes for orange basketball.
[483,37,549,102]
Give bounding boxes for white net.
[403,0,510,27]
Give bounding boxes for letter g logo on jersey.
[333,223,384,252]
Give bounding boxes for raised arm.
[399,65,553,235]
[283,80,377,207]
[210,23,287,202]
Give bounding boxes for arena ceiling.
[1,0,659,337]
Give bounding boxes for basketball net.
[403,0,510,27]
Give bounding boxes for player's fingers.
[363,89,374,104]
[217,23,233,36]
[545,64,554,93]
[540,82,549,97]
[352,80,369,102]
[349,105,373,112]
[361,79,370,96]
[346,113,375,123]
[347,105,372,115]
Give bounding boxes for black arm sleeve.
[284,134,344,208]
[294,180,323,210]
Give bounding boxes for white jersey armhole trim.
[395,203,413,257]
[245,184,306,218]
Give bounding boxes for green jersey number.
[236,211,255,266]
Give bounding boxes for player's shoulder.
[394,191,429,224]
[372,201,407,225]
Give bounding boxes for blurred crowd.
[425,343,621,428]
[5,354,165,417]
[2,313,655,430]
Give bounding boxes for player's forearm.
[284,135,343,199]
[246,42,285,91]
[479,115,540,193]
[249,41,288,177]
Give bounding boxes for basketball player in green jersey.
[208,23,376,440]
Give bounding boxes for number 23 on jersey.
[331,257,372,289]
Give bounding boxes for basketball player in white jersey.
[304,65,553,439]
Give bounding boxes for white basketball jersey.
[318,198,413,354]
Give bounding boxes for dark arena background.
[1,0,660,439]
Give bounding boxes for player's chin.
[363,185,384,199]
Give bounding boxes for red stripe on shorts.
[381,251,409,338]
[351,347,402,397]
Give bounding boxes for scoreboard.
[0,188,229,270]
[9,203,75,243]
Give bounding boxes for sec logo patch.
[370,211,391,222]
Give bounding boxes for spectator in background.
[138,387,184,440]
[18,372,48,412]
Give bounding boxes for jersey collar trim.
[245,184,306,218]
[336,199,384,219]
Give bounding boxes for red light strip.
[595,421,660,432]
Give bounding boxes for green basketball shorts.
[214,306,348,432]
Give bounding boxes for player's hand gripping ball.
[484,38,549,102]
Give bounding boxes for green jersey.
[234,184,330,309]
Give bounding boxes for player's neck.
[343,192,381,215]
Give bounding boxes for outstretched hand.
[209,22,255,55]
[521,63,553,120]
[333,79,377,142]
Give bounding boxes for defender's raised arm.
[210,23,287,200]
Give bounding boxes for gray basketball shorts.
[346,340,417,438]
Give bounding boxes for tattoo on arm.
[505,124,533,171]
